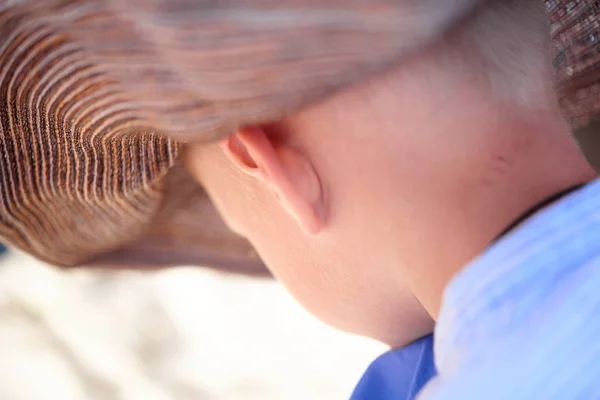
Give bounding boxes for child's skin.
[184,0,596,348]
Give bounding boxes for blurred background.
[0,248,385,400]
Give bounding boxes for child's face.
[184,64,495,346]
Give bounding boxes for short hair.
[446,0,554,109]
[335,0,555,115]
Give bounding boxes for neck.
[409,112,597,319]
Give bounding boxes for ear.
[221,127,325,235]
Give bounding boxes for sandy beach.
[0,251,385,400]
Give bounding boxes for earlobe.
[221,126,325,235]
[273,146,325,235]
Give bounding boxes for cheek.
[250,232,354,329]
[249,224,384,338]
[187,146,261,236]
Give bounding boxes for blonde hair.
[449,0,554,109]
[341,0,556,115]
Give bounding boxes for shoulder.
[422,179,600,399]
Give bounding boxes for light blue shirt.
[351,334,435,400]
[420,178,600,399]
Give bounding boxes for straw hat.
[0,0,597,274]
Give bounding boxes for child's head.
[185,0,595,346]
[0,0,595,348]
